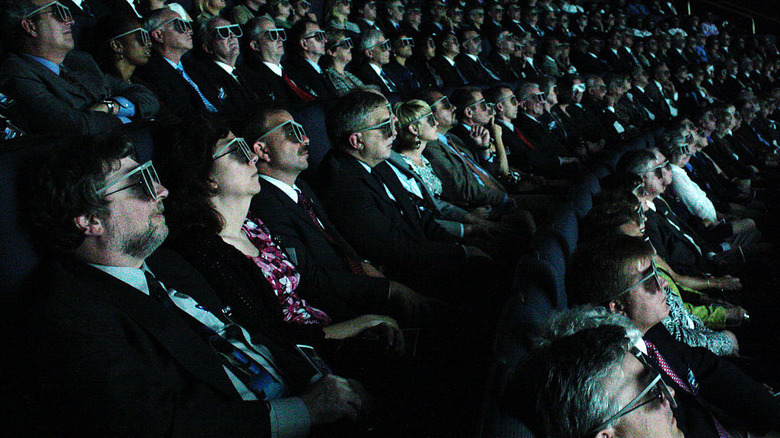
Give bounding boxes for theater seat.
[290,104,331,174]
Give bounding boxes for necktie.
[478,58,500,81]
[282,71,316,102]
[645,340,731,438]
[444,136,504,192]
[59,66,95,100]
[378,69,397,93]
[513,126,536,151]
[295,189,365,275]
[145,271,282,400]
[176,65,218,112]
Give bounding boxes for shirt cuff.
[269,397,310,438]
[112,96,136,118]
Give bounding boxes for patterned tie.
[296,190,365,276]
[59,66,96,100]
[444,136,504,192]
[645,340,731,438]
[176,64,218,112]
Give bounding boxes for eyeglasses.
[156,17,193,34]
[262,28,287,42]
[615,260,662,300]
[256,119,308,144]
[24,1,73,23]
[632,182,648,198]
[486,102,496,115]
[573,83,587,93]
[524,92,545,103]
[357,104,395,139]
[467,98,488,111]
[398,37,415,48]
[302,29,326,41]
[369,40,391,51]
[339,0,351,5]
[214,24,242,39]
[645,160,671,178]
[328,37,353,50]
[98,161,163,201]
[451,9,463,16]
[407,111,436,127]
[296,0,311,8]
[432,95,453,110]
[212,137,256,163]
[464,34,481,45]
[497,95,519,106]
[588,349,676,436]
[636,203,646,224]
[111,27,150,46]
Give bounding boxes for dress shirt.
[259,175,327,230]
[263,61,284,77]
[27,54,136,122]
[90,263,311,438]
[305,59,323,74]
[670,164,717,222]
[357,160,397,201]
[214,60,238,78]
[368,62,394,91]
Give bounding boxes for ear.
[151,29,164,44]
[253,140,271,163]
[249,39,260,52]
[347,132,363,151]
[109,39,123,55]
[20,18,37,38]
[74,214,105,237]
[607,300,626,315]
[202,42,212,55]
[464,106,474,119]
[408,123,420,136]
[595,429,617,438]
[207,177,219,191]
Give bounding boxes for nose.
[154,182,169,200]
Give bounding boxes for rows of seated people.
[1,0,780,436]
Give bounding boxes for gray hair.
[360,28,384,51]
[197,16,227,50]
[615,148,657,176]
[0,0,40,49]
[505,324,634,438]
[534,305,643,348]
[516,81,540,101]
[142,7,173,32]
[245,15,275,41]
[326,90,388,148]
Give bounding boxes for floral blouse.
[242,217,331,326]
[400,154,444,198]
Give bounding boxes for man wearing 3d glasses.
[136,7,212,123]
[356,29,398,96]
[7,134,369,436]
[284,19,337,103]
[0,0,159,135]
[566,235,780,437]
[189,16,259,123]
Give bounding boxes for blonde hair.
[393,99,432,151]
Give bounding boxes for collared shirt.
[261,175,327,229]
[89,263,311,438]
[443,55,456,67]
[357,159,396,201]
[214,60,237,78]
[368,62,393,89]
[305,58,322,74]
[264,61,284,77]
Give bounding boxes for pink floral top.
[242,217,331,326]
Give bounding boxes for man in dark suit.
[6,134,367,436]
[568,235,780,438]
[0,0,158,135]
[189,16,259,124]
[354,0,380,34]
[355,29,398,96]
[455,28,501,85]
[314,90,493,298]
[136,7,209,123]
[430,31,468,88]
[377,0,403,35]
[245,107,431,322]
[284,20,336,104]
[239,16,308,107]
[487,30,521,82]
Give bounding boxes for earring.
[414,138,423,149]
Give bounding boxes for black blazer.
[455,53,498,85]
[355,63,397,96]
[383,60,420,98]
[430,55,468,88]
[250,178,392,320]
[283,56,337,103]
[644,323,780,437]
[314,150,466,289]
[186,55,260,124]
[644,199,711,276]
[134,51,206,123]
[237,58,299,107]
[5,249,314,437]
[487,51,520,82]
[514,113,569,174]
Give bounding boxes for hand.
[713,275,742,290]
[469,205,493,220]
[389,281,437,322]
[360,261,385,278]
[89,100,115,115]
[359,314,405,353]
[488,118,503,139]
[301,375,367,425]
[724,307,748,327]
[470,125,491,149]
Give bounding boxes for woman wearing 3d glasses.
[93,15,152,84]
[160,118,404,358]
[323,30,365,96]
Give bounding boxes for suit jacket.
[422,135,508,208]
[250,178,392,320]
[644,323,780,437]
[645,199,711,276]
[134,51,206,123]
[355,63,397,96]
[283,56,337,103]
[430,55,468,88]
[5,250,314,437]
[455,53,494,85]
[237,58,299,107]
[0,51,158,135]
[314,150,466,288]
[514,112,570,174]
[383,60,420,98]
[487,51,520,82]
[570,50,608,76]
[186,55,260,124]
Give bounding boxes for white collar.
[90,263,151,295]
[305,58,322,74]
[214,60,235,76]
[263,61,283,76]
[260,174,299,202]
[465,53,479,62]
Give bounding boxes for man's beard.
[122,222,168,260]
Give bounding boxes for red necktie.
[514,126,536,150]
[282,72,315,102]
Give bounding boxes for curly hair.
[154,117,231,236]
[20,134,132,253]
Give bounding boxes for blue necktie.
[176,64,218,113]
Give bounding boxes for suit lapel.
[68,262,240,398]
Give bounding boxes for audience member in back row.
[0,0,159,135]
[92,14,152,84]
[567,235,780,437]
[7,134,367,437]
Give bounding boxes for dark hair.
[21,134,133,253]
[288,18,317,54]
[326,90,389,147]
[566,234,654,306]
[615,148,656,176]
[241,104,290,142]
[154,117,232,235]
[580,184,643,242]
[0,0,38,50]
[450,86,481,120]
[92,14,143,79]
